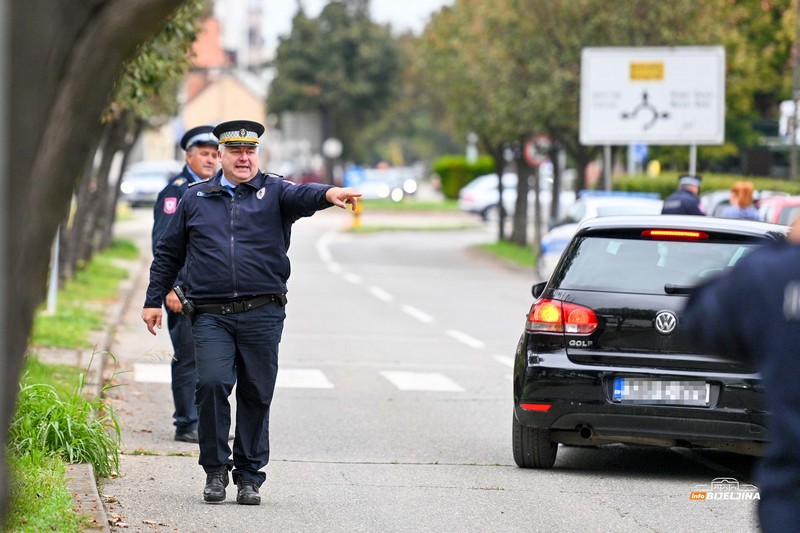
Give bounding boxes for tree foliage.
[108,0,210,122]
[61,0,208,282]
[268,0,401,159]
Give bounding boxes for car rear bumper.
[514,357,768,451]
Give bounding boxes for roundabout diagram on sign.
[621,90,670,131]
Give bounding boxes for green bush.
[8,356,121,478]
[432,154,495,199]
[614,172,800,199]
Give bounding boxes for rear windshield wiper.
[664,284,695,295]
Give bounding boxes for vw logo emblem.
[654,311,677,335]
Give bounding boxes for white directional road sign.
[580,47,725,145]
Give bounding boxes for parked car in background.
[457,171,576,224]
[120,160,183,207]
[537,193,663,279]
[757,195,800,225]
[514,215,787,468]
[343,165,418,202]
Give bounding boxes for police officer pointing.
[152,125,219,444]
[141,119,362,505]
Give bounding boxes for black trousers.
[192,302,285,487]
[166,308,198,433]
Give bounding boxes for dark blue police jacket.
[683,240,800,532]
[661,188,703,215]
[145,172,332,307]
[152,165,199,255]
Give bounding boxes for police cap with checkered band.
[213,120,265,147]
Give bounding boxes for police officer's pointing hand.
[326,187,362,211]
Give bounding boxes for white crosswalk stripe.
[276,369,334,389]
[133,365,477,392]
[379,370,465,392]
[133,363,171,384]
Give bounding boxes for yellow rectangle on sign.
[630,62,664,81]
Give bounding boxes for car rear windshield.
[554,234,762,294]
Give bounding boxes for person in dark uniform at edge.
[141,119,362,506]
[152,125,219,444]
[682,228,800,533]
[661,174,704,215]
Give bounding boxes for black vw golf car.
[513,215,787,468]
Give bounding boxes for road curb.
[73,251,149,531]
[66,463,111,531]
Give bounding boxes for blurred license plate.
[612,378,709,406]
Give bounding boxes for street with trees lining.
[5,0,800,527]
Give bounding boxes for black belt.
[194,294,285,316]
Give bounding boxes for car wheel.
[512,414,557,469]
[482,205,499,222]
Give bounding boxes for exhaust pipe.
[578,425,593,439]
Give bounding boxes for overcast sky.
[214,0,454,62]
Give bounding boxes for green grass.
[475,241,538,269]
[30,239,136,349]
[360,198,459,211]
[5,453,83,532]
[350,223,479,233]
[20,357,84,398]
[10,355,121,478]
[5,239,138,532]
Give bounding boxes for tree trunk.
[100,117,144,250]
[511,154,532,247]
[2,0,185,522]
[482,139,507,242]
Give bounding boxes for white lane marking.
[380,371,464,392]
[446,330,486,350]
[493,355,515,368]
[369,286,394,302]
[343,273,362,285]
[276,369,334,389]
[133,363,171,384]
[401,305,434,323]
[315,232,334,264]
[328,263,342,274]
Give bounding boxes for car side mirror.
[531,281,547,299]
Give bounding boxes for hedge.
[614,172,800,198]
[432,154,495,199]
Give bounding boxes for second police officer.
[142,119,362,506]
[152,125,219,444]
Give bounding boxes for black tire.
[512,414,558,469]
[482,205,499,222]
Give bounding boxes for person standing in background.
[661,175,704,215]
[152,125,219,443]
[720,181,760,221]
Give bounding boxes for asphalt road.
[101,207,761,532]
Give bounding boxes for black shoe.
[236,481,261,505]
[203,470,229,503]
[175,429,199,443]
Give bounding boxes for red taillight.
[521,403,552,412]
[642,229,709,241]
[526,298,598,335]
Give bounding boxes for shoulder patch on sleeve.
[163,197,178,214]
[173,178,186,186]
